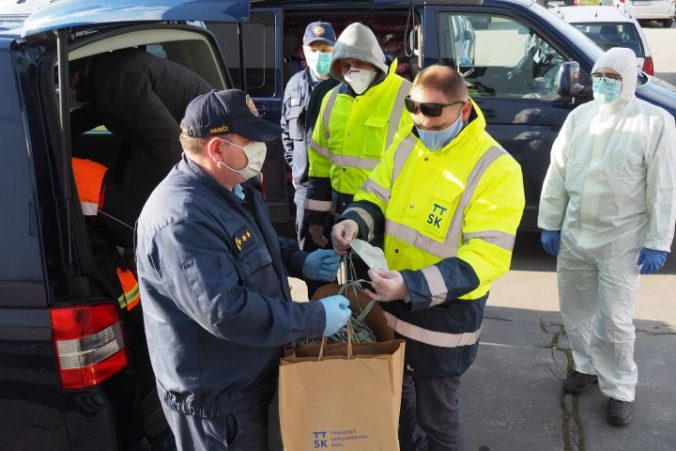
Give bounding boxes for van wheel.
[662,19,673,28]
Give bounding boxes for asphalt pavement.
[642,20,676,86]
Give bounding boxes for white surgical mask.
[343,68,376,95]
[218,139,267,181]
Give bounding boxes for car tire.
[662,19,673,28]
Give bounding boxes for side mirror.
[407,24,423,75]
[556,61,591,98]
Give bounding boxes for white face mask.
[218,139,267,182]
[343,68,377,95]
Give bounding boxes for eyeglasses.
[591,72,622,81]
[404,96,465,117]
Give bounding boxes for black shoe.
[607,398,633,427]
[563,371,598,394]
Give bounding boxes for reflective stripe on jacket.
[306,60,413,216]
[116,267,141,311]
[342,100,525,376]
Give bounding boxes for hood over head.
[592,47,637,104]
[329,22,388,83]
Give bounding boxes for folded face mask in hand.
[349,239,388,271]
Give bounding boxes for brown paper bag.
[311,283,395,342]
[279,324,405,451]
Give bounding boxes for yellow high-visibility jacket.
[305,61,413,221]
[342,100,525,376]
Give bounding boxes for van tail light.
[642,57,654,76]
[618,0,625,3]
[50,304,128,390]
[573,0,580,5]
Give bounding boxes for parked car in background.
[536,0,580,8]
[599,0,675,28]
[555,5,654,74]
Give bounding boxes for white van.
[599,0,675,28]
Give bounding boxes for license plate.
[548,1,564,5]
[632,0,651,5]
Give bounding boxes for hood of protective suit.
[592,47,637,105]
[329,22,388,83]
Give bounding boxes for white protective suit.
[538,48,676,402]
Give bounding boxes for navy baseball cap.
[180,89,281,142]
[303,21,336,46]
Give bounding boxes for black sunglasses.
[404,96,465,117]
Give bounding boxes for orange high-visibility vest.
[72,157,140,311]
[72,157,107,216]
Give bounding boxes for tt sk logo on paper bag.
[312,431,327,448]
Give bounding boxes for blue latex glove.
[637,247,668,274]
[303,249,341,281]
[319,295,351,336]
[541,230,561,256]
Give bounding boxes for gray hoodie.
[329,22,388,83]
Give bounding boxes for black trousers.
[399,371,464,451]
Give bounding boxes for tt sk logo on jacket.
[423,198,452,238]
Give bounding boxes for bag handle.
[318,321,354,361]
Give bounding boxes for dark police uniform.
[280,21,337,252]
[281,70,339,252]
[136,154,326,450]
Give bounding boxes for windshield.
[572,22,644,57]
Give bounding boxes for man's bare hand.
[364,268,408,302]
[331,220,359,255]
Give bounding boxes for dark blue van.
[0,1,247,449]
[207,0,676,231]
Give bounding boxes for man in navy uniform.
[281,21,337,251]
[136,89,351,450]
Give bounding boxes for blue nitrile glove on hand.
[303,249,341,281]
[541,230,561,256]
[319,295,351,336]
[637,247,668,274]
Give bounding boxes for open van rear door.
[15,0,251,274]
[21,0,250,37]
